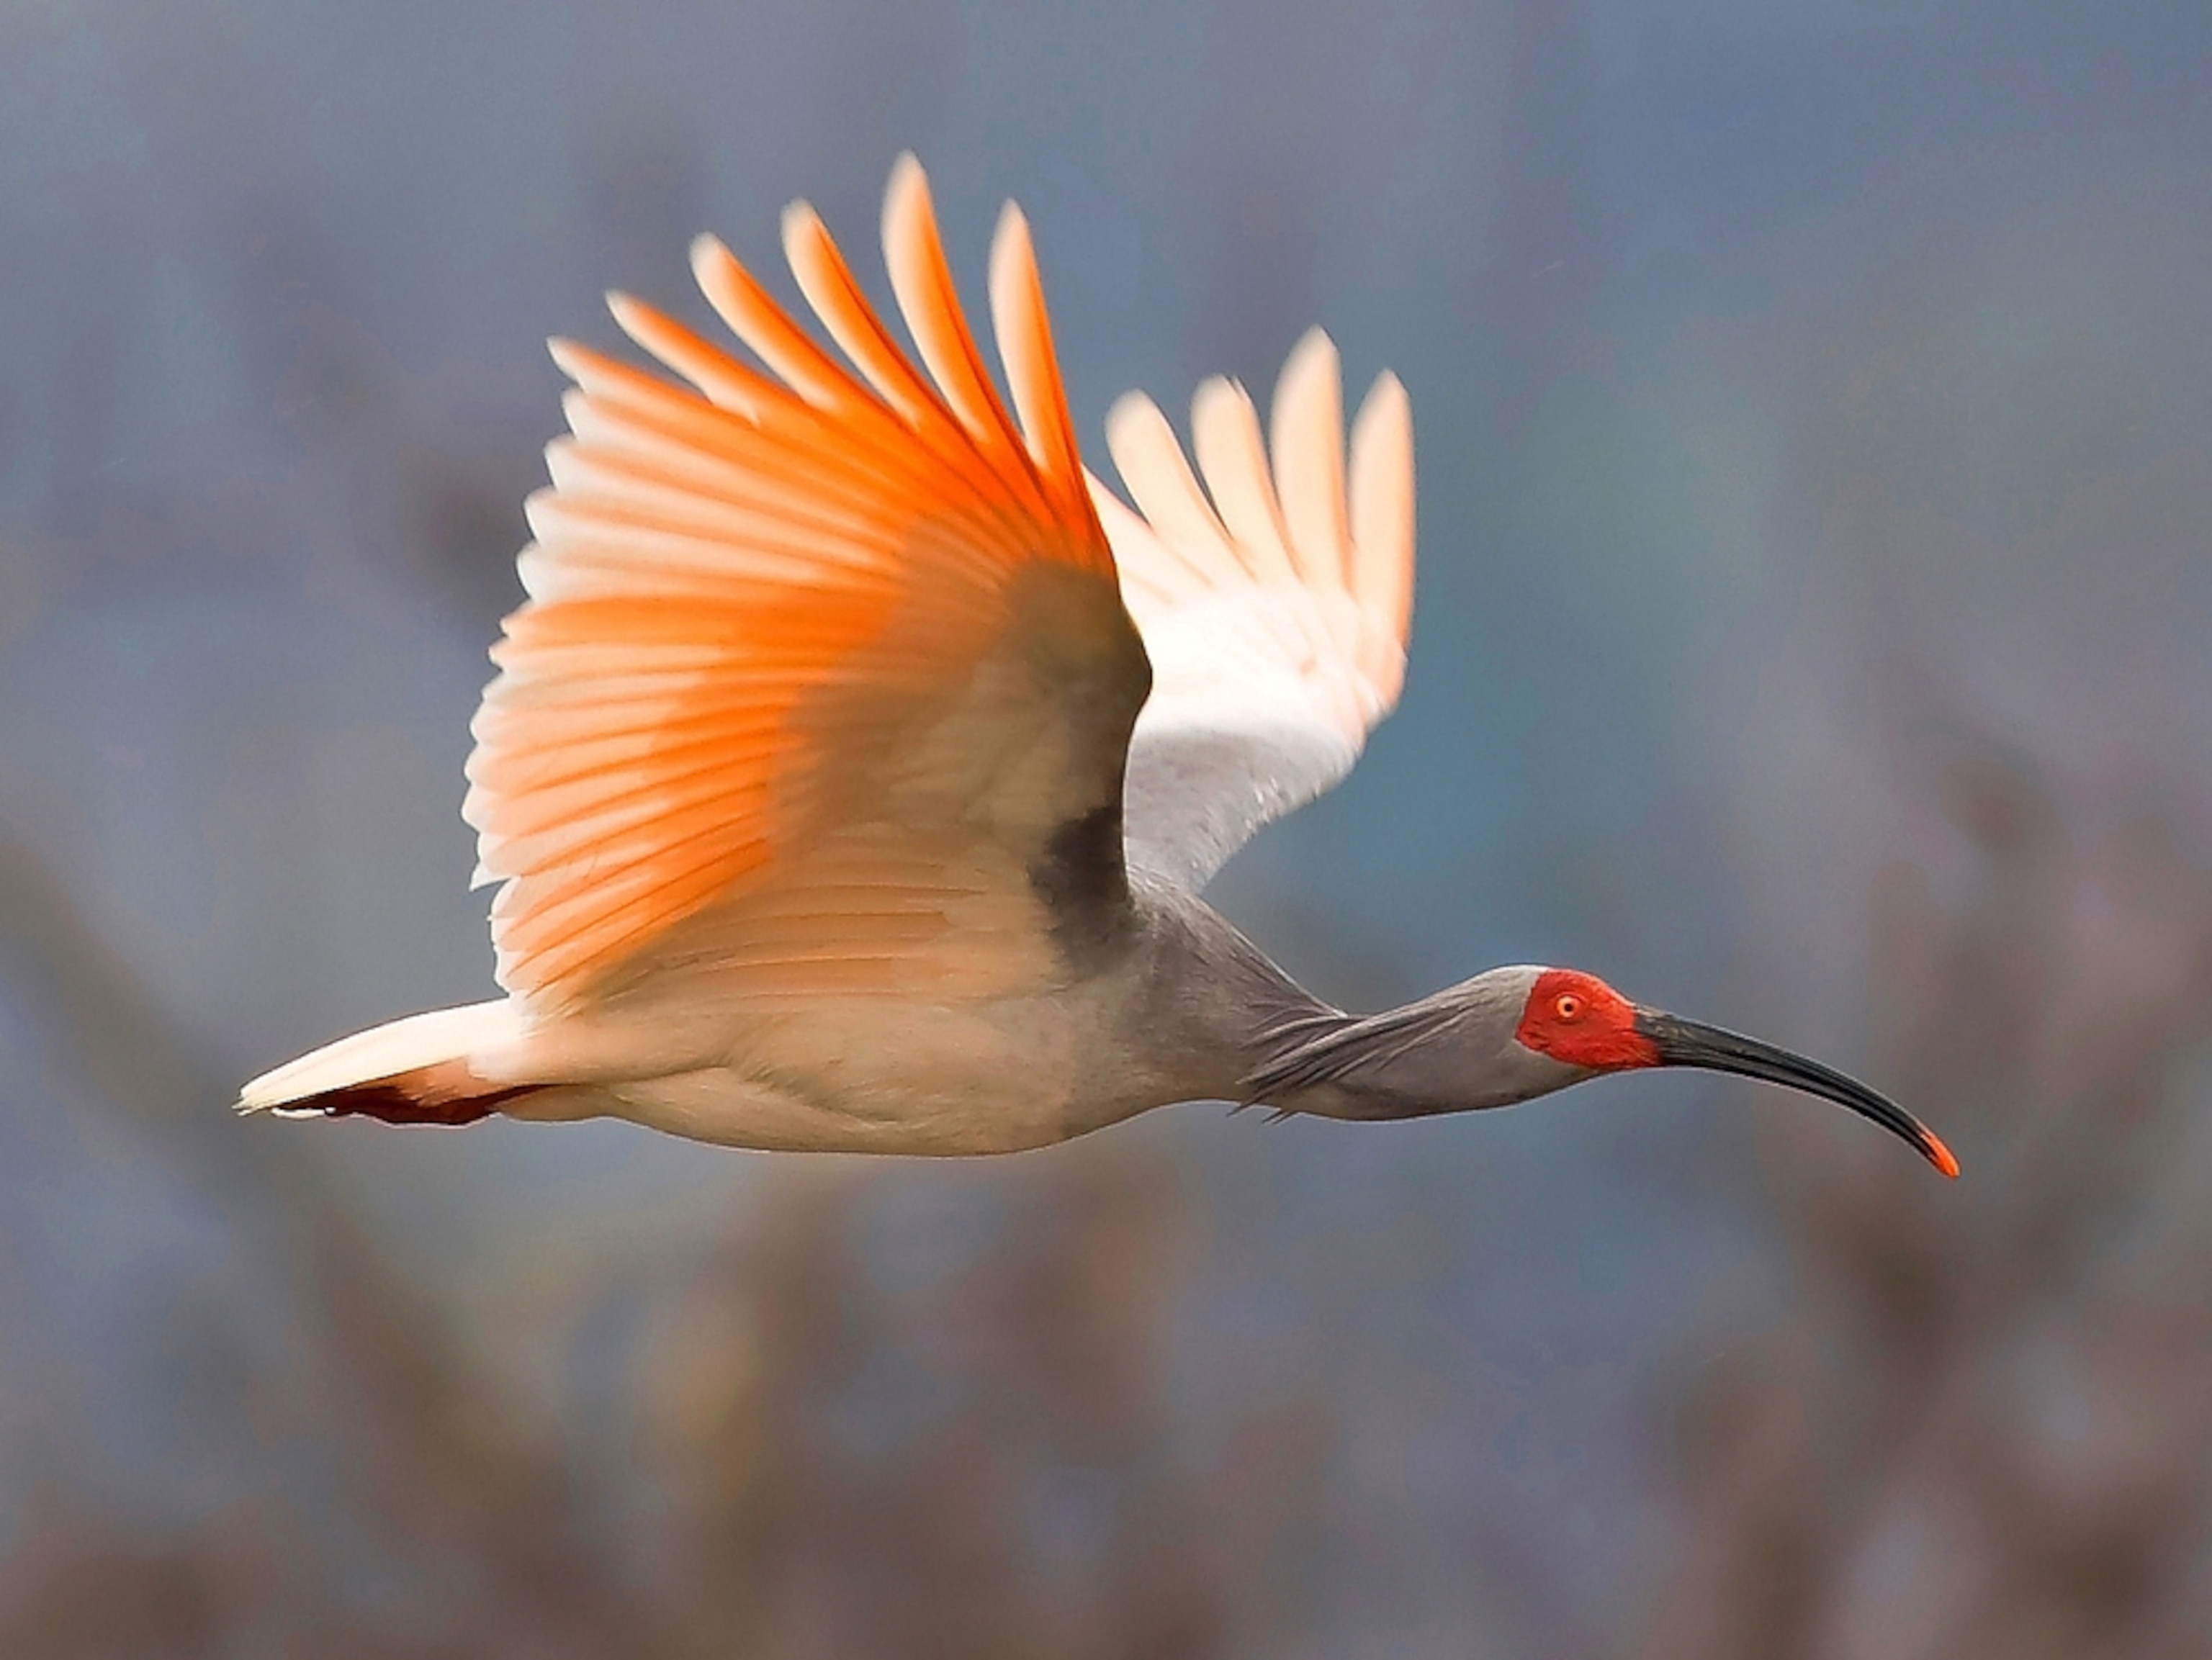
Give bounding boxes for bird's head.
[1509,967,1959,1178]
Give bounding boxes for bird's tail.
[238,1000,534,1126]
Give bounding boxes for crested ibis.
[240,157,1958,1181]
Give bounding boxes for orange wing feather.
[465,156,1143,1009]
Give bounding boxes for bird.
[240,155,1958,1181]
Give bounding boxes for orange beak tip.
[1928,1137,1961,1181]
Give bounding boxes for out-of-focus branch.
[1645,738,2212,1659]
[0,829,659,1655]
[0,824,1233,1657]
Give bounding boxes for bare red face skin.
[1514,968,1662,1070]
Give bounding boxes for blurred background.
[5,1,2212,1654]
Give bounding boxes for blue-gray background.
[6,3,2212,1655]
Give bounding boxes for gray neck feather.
[1123,881,1583,1122]
[1241,965,1585,1121]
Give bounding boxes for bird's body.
[263,878,1572,1155]
[243,158,1957,1181]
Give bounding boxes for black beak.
[1633,1009,1959,1178]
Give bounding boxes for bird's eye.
[1555,993,1583,1021]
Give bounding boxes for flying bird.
[240,157,1958,1181]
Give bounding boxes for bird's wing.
[464,156,1151,1013]
[1090,330,1413,890]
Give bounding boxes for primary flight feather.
[242,157,1957,1179]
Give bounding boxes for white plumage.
[1095,326,1411,889]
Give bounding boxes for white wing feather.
[1090,328,1413,890]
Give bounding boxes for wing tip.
[1359,366,1410,422]
[547,335,590,379]
[986,194,1085,497]
[1280,325,1339,394]
[887,149,926,199]
[1348,365,1416,651]
[1273,330,1344,453]
[881,152,934,261]
[779,196,823,246]
[989,195,1033,257]
[1190,372,1249,418]
[687,233,742,302]
[1103,387,1166,448]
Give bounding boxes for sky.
[3,1,2211,1652]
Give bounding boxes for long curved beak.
[1632,1009,1959,1179]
